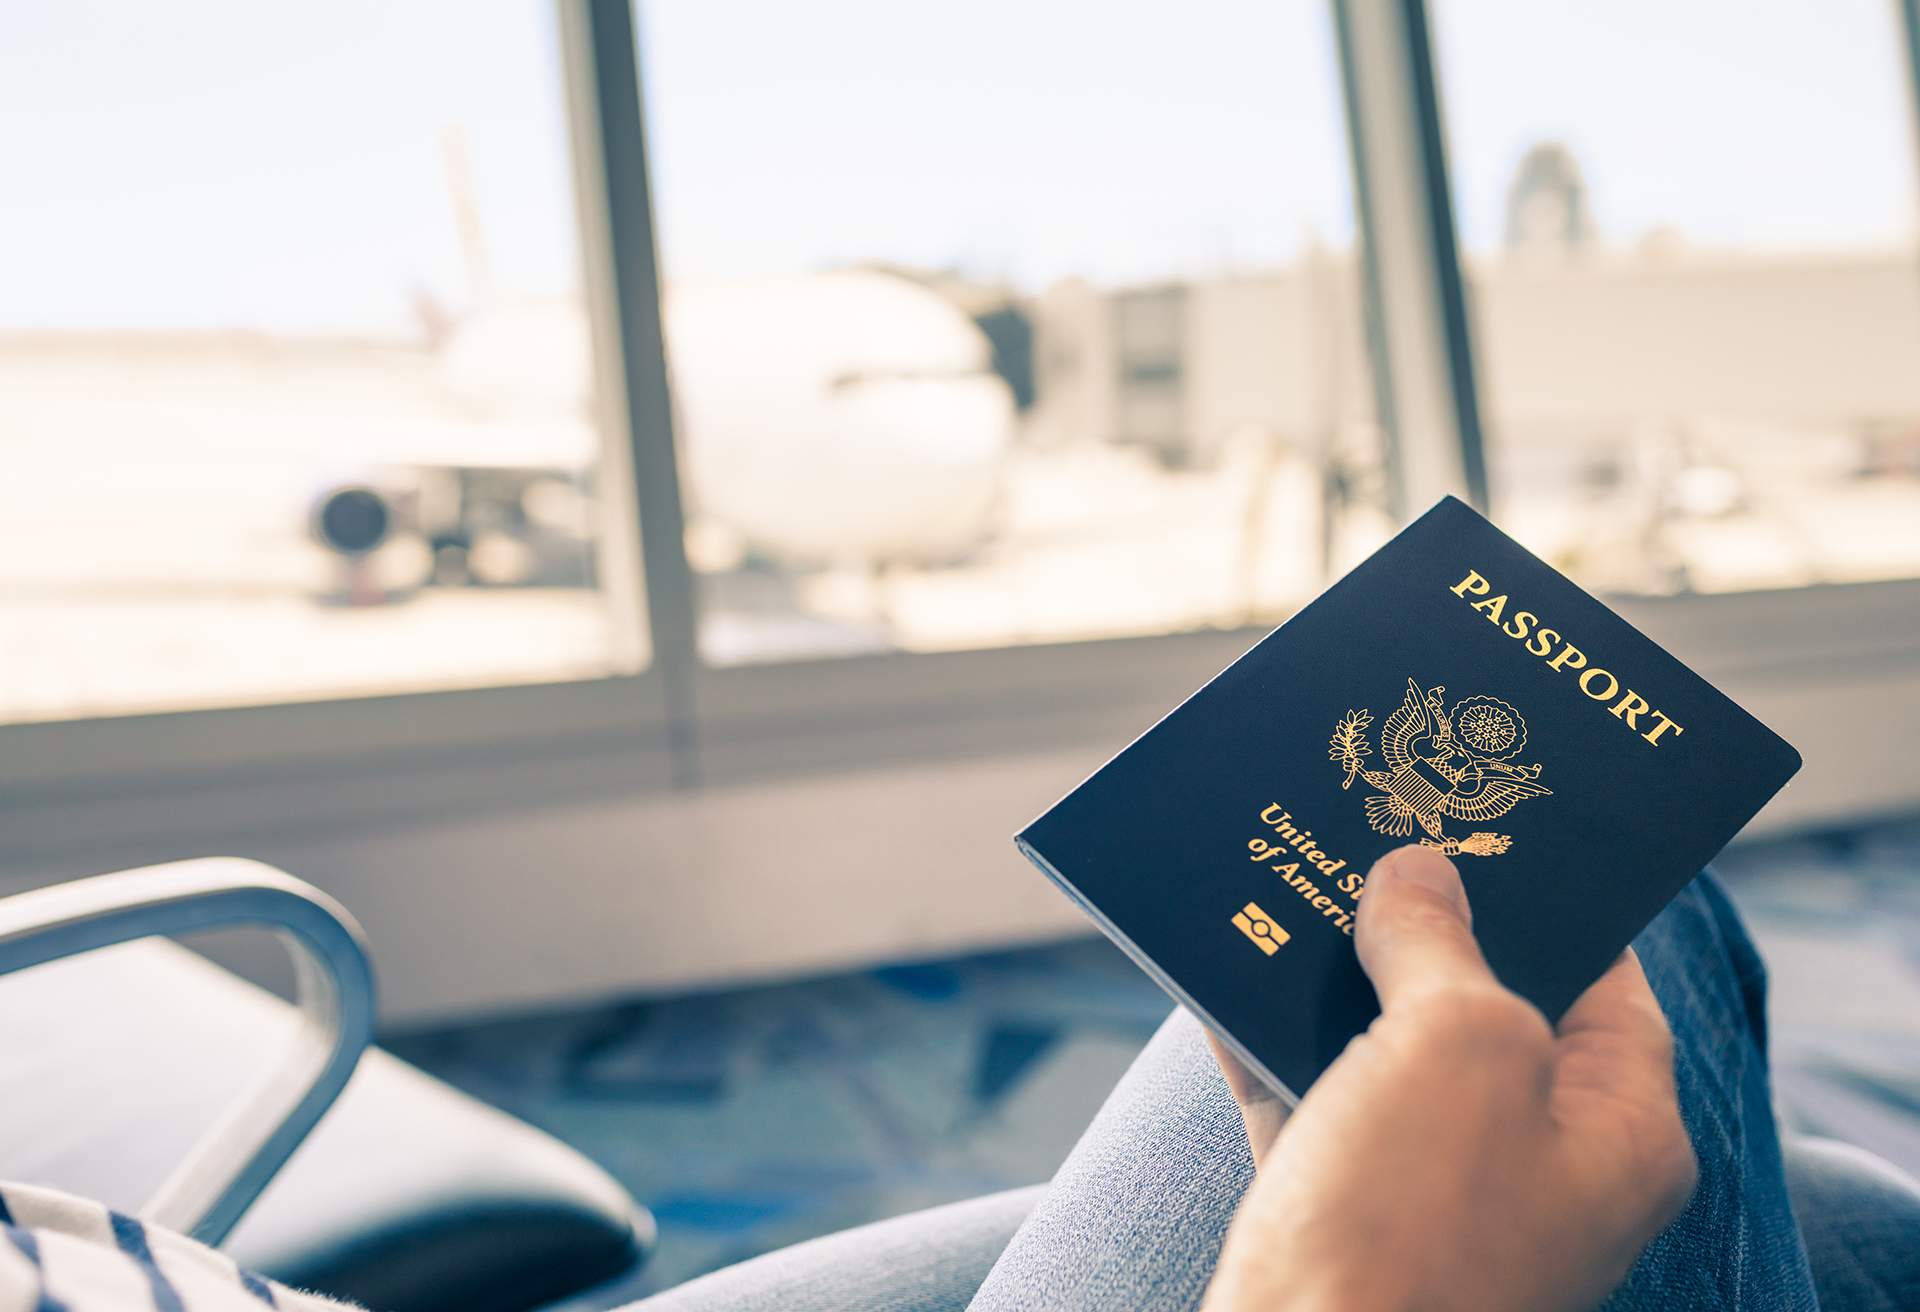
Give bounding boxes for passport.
[1016,496,1801,1103]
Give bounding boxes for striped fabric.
[0,1183,352,1312]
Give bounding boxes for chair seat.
[0,939,651,1312]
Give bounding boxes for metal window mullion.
[1900,0,1920,231]
[1331,0,1489,518]
[559,0,702,782]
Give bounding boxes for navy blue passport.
[1016,497,1800,1103]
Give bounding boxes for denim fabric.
[1598,872,1819,1310]
[1786,1136,1920,1312]
[630,1185,1043,1311]
[966,1004,1254,1310]
[635,872,1904,1310]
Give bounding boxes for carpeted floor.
[386,813,1920,1299]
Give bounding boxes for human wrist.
[1261,1263,1422,1312]
[1207,1240,1422,1312]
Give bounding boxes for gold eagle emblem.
[1329,678,1550,858]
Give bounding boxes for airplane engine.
[310,483,394,557]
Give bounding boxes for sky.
[1,0,1915,333]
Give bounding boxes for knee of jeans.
[1137,1008,1240,1113]
[1786,1135,1920,1311]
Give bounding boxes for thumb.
[1355,844,1496,1010]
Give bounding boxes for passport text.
[1451,569,1686,747]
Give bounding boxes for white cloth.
[0,1181,352,1312]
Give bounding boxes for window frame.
[2,0,1918,847]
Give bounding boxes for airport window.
[1430,0,1920,594]
[0,2,646,724]
[637,0,1391,665]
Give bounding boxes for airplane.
[310,267,1020,599]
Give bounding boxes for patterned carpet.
[387,813,1920,1300]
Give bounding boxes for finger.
[1555,948,1672,1057]
[1204,1030,1290,1157]
[1551,949,1691,1210]
[1354,844,1497,1011]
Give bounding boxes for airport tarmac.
[3,436,1918,724]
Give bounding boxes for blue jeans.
[635,874,1920,1310]
[1602,870,1816,1309]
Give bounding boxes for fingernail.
[1369,844,1469,919]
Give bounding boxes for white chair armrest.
[0,857,375,1246]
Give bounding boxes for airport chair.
[0,858,655,1312]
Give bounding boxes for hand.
[1202,845,1696,1312]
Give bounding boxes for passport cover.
[1017,496,1801,1103]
